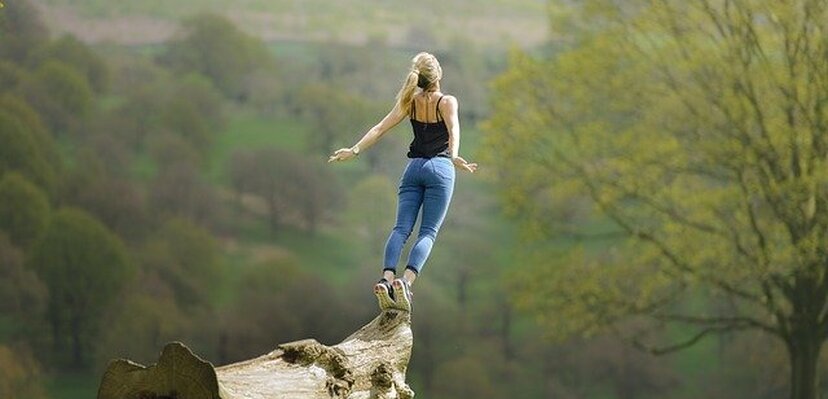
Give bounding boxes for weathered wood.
[97,309,414,399]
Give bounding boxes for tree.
[28,208,133,368]
[94,293,192,367]
[140,218,222,310]
[0,0,48,63]
[19,60,94,136]
[147,131,203,171]
[431,356,498,399]
[159,96,213,155]
[483,1,828,398]
[0,62,27,94]
[158,13,272,102]
[297,83,376,156]
[170,73,225,133]
[219,260,353,363]
[61,151,148,241]
[0,234,48,342]
[344,175,397,254]
[227,147,341,234]
[294,160,342,234]
[149,161,218,226]
[0,109,56,191]
[0,345,48,399]
[0,95,62,182]
[28,34,109,93]
[0,172,50,249]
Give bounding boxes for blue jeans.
[383,157,455,275]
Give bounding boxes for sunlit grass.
[208,110,308,183]
[129,151,158,182]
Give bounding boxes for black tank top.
[407,95,451,159]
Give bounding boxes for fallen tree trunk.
[97,309,414,399]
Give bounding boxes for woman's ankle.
[403,268,418,285]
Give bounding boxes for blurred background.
[1,0,826,398]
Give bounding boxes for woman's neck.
[421,88,441,96]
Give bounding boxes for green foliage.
[431,355,498,399]
[0,234,48,342]
[28,34,109,92]
[298,83,377,156]
[100,85,166,152]
[173,73,226,132]
[147,132,202,171]
[60,151,148,240]
[209,112,309,183]
[28,208,133,367]
[20,60,94,135]
[484,1,828,395]
[94,293,197,367]
[220,259,353,362]
[0,172,50,249]
[141,218,222,309]
[158,13,272,101]
[344,175,397,254]
[436,40,503,123]
[0,345,48,399]
[228,147,342,234]
[0,109,57,191]
[0,6,736,396]
[0,0,48,63]
[98,72,222,165]
[0,61,27,94]
[0,95,62,181]
[160,96,212,153]
[149,162,219,225]
[144,75,225,158]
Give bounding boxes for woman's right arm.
[328,104,407,163]
[441,96,477,173]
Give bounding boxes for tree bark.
[97,309,414,399]
[787,333,822,399]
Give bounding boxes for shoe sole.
[391,280,412,312]
[374,283,395,310]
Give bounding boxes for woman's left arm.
[442,96,478,173]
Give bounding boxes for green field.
[38,0,546,21]
[35,0,549,48]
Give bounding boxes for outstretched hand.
[328,148,357,163]
[452,156,478,173]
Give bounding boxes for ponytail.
[396,70,419,115]
[395,52,442,115]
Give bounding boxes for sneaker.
[374,278,396,310]
[391,278,413,312]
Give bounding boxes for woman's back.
[407,92,451,159]
[410,92,446,123]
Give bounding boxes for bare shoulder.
[441,94,458,104]
[438,94,459,112]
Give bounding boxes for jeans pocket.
[431,158,455,181]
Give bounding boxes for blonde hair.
[395,52,442,115]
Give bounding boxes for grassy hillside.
[34,0,548,47]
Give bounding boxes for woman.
[328,52,477,312]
